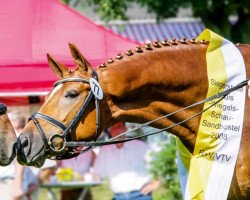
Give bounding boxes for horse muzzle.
[0,140,17,166]
[16,133,45,167]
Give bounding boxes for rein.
[28,70,249,160]
[67,79,248,147]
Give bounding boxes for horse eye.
[65,90,79,99]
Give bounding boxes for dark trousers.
[60,189,92,200]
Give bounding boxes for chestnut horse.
[17,39,250,199]
[0,103,17,165]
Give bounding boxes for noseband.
[29,71,103,159]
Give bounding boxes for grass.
[38,182,167,200]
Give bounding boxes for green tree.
[62,0,250,43]
[148,135,182,200]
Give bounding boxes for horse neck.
[98,43,208,151]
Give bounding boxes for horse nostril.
[17,134,31,157]
[21,137,29,148]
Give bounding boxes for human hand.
[27,183,38,194]
[12,186,24,200]
[140,180,161,195]
[91,172,102,182]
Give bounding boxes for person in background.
[11,113,39,200]
[0,112,57,200]
[37,161,57,184]
[0,112,39,200]
[0,160,16,200]
[93,122,160,200]
[32,159,57,200]
[57,150,96,200]
[14,159,57,200]
[0,112,38,200]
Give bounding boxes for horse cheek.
[76,112,97,141]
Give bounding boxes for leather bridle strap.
[53,77,90,86]
[62,91,94,138]
[29,115,52,153]
[29,71,102,158]
[34,113,67,131]
[0,103,7,113]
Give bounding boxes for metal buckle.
[48,134,66,153]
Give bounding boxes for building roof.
[74,2,204,43]
[105,18,205,44]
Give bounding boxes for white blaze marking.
[44,84,63,106]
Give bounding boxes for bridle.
[29,71,103,159]
[0,103,7,114]
[28,69,249,160]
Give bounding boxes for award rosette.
[177,29,246,200]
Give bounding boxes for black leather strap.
[62,91,94,137]
[29,71,102,159]
[30,115,51,152]
[33,113,67,131]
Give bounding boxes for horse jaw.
[0,114,17,166]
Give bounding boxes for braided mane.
[98,37,208,68]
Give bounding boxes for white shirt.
[93,140,151,193]
[0,162,15,179]
[60,150,92,174]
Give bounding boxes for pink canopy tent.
[0,0,137,105]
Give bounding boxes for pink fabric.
[0,0,138,105]
[60,151,93,175]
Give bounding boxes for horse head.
[17,44,109,167]
[0,103,17,166]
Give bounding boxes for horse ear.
[68,43,93,73]
[47,54,69,79]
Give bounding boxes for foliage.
[62,0,250,43]
[187,0,250,43]
[88,0,129,21]
[148,136,182,200]
[39,181,166,200]
[61,0,70,5]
